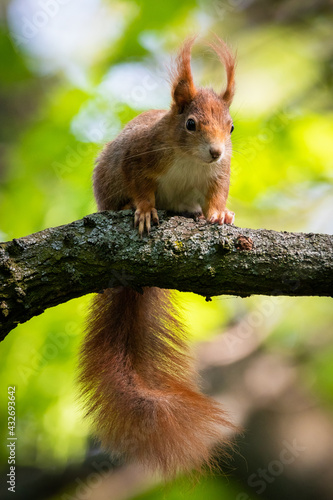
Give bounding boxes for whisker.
[122,146,175,161]
[97,138,235,208]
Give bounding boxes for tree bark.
[0,210,332,340]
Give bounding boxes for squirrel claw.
[135,208,159,235]
[208,209,235,225]
[224,209,235,225]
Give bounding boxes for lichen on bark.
[0,210,332,340]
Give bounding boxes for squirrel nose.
[209,146,223,160]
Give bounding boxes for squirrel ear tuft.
[207,35,236,107]
[173,79,196,112]
[171,37,197,113]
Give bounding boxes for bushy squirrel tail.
[79,287,234,477]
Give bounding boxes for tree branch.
[0,210,332,340]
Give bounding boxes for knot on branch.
[236,235,254,251]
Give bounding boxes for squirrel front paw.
[134,205,159,235]
[207,209,235,225]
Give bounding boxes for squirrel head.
[170,36,236,164]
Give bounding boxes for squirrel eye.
[230,124,234,134]
[186,118,196,131]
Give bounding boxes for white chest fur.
[156,156,220,213]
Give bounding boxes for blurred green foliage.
[0,0,333,498]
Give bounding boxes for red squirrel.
[79,36,237,477]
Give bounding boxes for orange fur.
[79,288,235,477]
[171,36,197,112]
[80,36,238,477]
[207,35,236,105]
